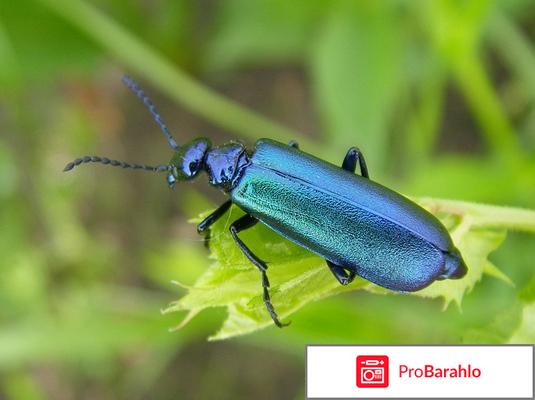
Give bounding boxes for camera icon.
[356,355,389,388]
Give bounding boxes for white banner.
[306,345,533,399]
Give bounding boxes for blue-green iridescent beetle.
[65,76,467,327]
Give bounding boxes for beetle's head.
[204,142,250,192]
[166,138,211,188]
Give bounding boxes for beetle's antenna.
[122,75,179,150]
[63,156,169,173]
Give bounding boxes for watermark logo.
[356,355,389,388]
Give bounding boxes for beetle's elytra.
[64,76,467,327]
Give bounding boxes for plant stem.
[33,0,318,149]
[420,198,535,233]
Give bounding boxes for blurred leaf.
[422,0,521,158]
[166,200,535,340]
[508,276,535,343]
[0,1,99,82]
[144,242,208,287]
[487,12,535,99]
[311,2,405,169]
[151,0,195,66]
[204,0,328,71]
[3,372,46,400]
[0,18,21,90]
[91,0,194,67]
[518,274,535,302]
[495,0,535,16]
[484,261,514,287]
[0,286,179,368]
[400,61,446,170]
[404,156,535,206]
[0,141,18,199]
[508,303,535,343]
[462,301,523,343]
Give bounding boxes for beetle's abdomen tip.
[441,250,467,280]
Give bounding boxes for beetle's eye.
[167,173,176,188]
[188,161,199,175]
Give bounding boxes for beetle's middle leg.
[342,147,369,178]
[197,200,232,248]
[326,260,356,285]
[229,214,289,328]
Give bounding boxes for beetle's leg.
[342,147,369,179]
[230,214,289,328]
[197,200,232,248]
[326,260,356,285]
[288,140,299,149]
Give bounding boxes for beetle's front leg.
[197,200,232,248]
[342,147,369,178]
[326,260,356,285]
[229,214,289,328]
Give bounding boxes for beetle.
[64,76,467,327]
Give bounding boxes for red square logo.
[356,355,389,388]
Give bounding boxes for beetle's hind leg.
[229,214,289,328]
[327,261,356,285]
[197,200,232,248]
[342,147,369,178]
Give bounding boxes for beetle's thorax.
[204,142,250,192]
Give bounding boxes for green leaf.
[508,303,535,343]
[484,260,515,287]
[0,1,100,82]
[518,274,535,303]
[311,2,405,169]
[204,0,328,71]
[165,199,535,340]
[508,275,535,343]
[462,301,524,343]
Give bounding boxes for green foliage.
[166,200,535,340]
[508,303,535,343]
[312,2,405,169]
[204,0,328,71]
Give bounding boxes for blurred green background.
[1,0,534,399]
